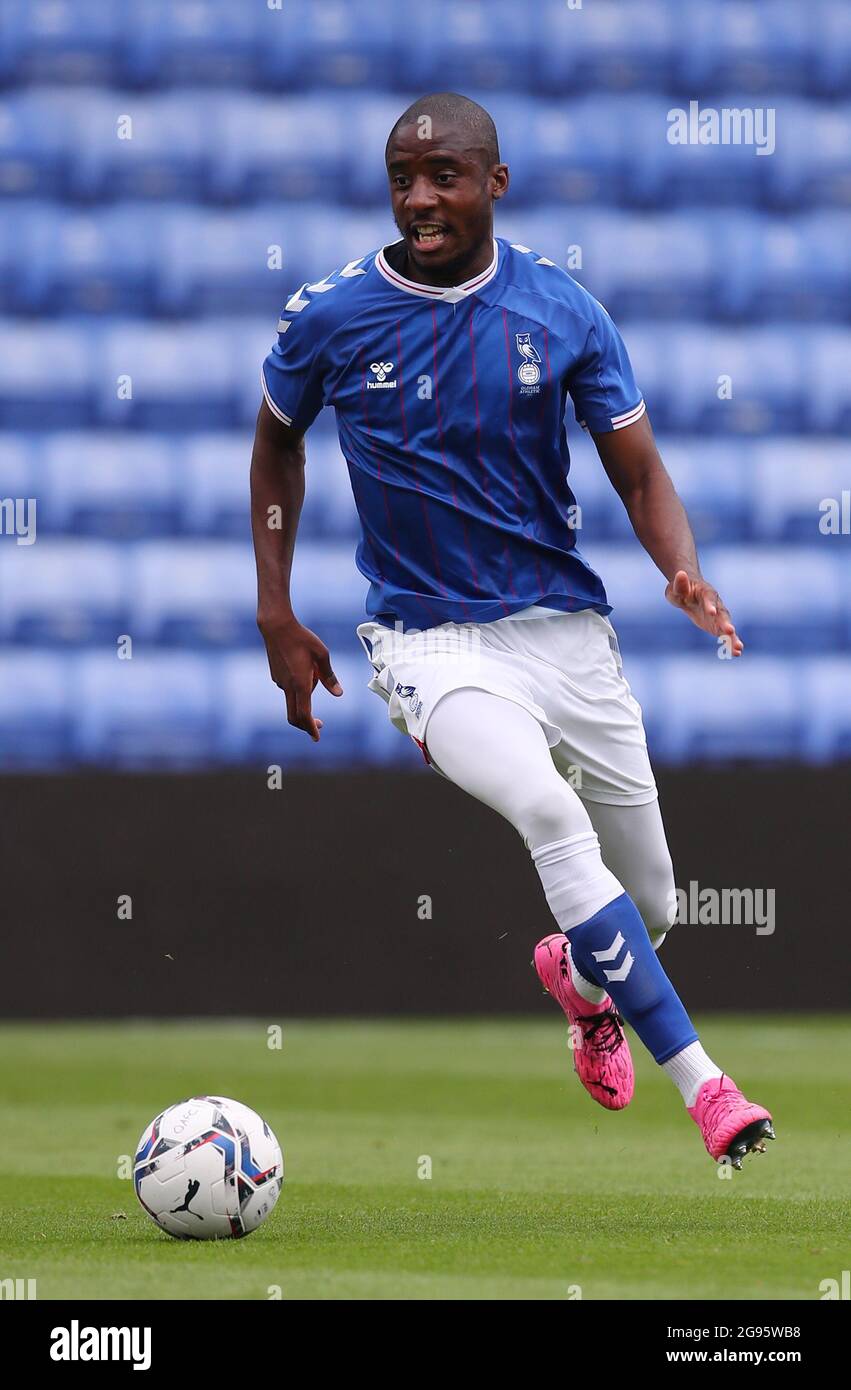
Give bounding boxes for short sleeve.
[567,298,645,435]
[260,287,327,434]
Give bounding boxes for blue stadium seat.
[4,0,124,87]
[123,0,261,89]
[656,656,804,762]
[513,98,629,208]
[9,203,156,315]
[73,650,217,768]
[537,0,676,96]
[582,545,697,651]
[181,434,250,538]
[814,0,851,96]
[627,98,771,210]
[402,3,535,93]
[0,92,73,198]
[710,547,845,651]
[259,0,403,93]
[805,327,851,433]
[155,206,293,317]
[676,1,814,95]
[217,650,386,766]
[748,213,851,322]
[802,659,851,761]
[97,321,236,429]
[749,439,851,541]
[0,540,129,644]
[0,321,94,426]
[210,97,343,205]
[0,434,38,511]
[289,542,368,649]
[563,432,631,542]
[662,327,806,434]
[764,101,851,211]
[42,434,180,538]
[0,652,73,768]
[131,540,257,646]
[67,92,209,203]
[657,440,753,544]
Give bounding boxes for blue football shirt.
[261,236,645,631]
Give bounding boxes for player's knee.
[632,855,677,947]
[514,784,588,852]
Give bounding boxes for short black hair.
[385,92,500,168]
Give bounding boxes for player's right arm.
[250,400,342,742]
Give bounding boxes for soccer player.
[250,93,774,1169]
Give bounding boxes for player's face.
[386,122,507,279]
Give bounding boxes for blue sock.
[566,892,698,1064]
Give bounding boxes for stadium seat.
[41,434,181,538]
[123,0,262,89]
[0,320,94,426]
[537,0,677,96]
[97,321,236,429]
[0,434,38,512]
[0,540,129,644]
[580,545,696,651]
[675,1,814,96]
[7,202,155,316]
[155,206,291,317]
[764,100,851,211]
[801,658,851,761]
[709,547,845,652]
[814,0,851,96]
[73,649,217,767]
[131,540,257,646]
[656,440,753,544]
[289,542,369,649]
[216,650,384,766]
[4,0,124,87]
[804,327,851,433]
[67,92,210,203]
[259,0,403,93]
[749,439,851,541]
[656,656,804,762]
[662,327,807,435]
[211,96,343,205]
[0,91,74,199]
[402,3,535,93]
[0,651,72,768]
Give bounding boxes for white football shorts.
[356,608,657,805]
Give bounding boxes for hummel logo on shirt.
[368,360,397,388]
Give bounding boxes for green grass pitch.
[0,1017,848,1301]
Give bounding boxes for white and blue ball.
[133,1096,283,1240]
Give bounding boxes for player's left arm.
[592,414,743,655]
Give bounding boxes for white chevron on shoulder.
[339,258,367,277]
[285,283,311,311]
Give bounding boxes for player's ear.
[490,163,509,201]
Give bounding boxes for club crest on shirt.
[368,360,397,389]
[515,332,542,391]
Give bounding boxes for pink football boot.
[688,1075,775,1169]
[534,932,634,1111]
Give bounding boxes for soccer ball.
[133,1095,283,1240]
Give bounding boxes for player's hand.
[258,613,343,741]
[664,570,744,656]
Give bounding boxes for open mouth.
[410,223,449,248]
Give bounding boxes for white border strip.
[260,364,293,426]
[610,399,646,430]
